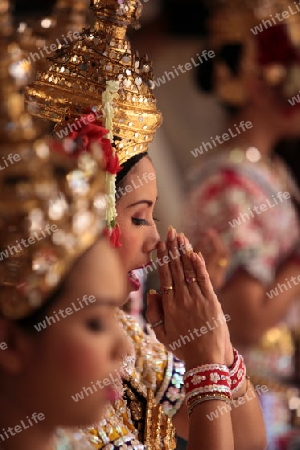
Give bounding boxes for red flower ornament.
[56,112,121,175]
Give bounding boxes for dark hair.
[196,43,244,115]
[116,152,148,195]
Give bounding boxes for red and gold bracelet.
[184,364,232,415]
[229,348,247,395]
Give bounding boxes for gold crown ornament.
[17,0,91,74]
[0,6,108,319]
[206,0,300,106]
[25,0,162,166]
[25,0,162,244]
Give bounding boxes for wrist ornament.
[184,364,232,416]
[229,348,247,395]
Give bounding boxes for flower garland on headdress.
[101,80,122,247]
[53,81,123,247]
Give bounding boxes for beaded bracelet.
[184,364,232,402]
[229,348,247,395]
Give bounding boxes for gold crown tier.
[206,0,300,106]
[25,0,162,165]
[0,3,107,320]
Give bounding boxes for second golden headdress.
[0,0,107,319]
[26,0,162,166]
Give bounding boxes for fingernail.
[178,233,184,246]
[149,289,157,295]
[167,226,176,241]
[184,236,193,252]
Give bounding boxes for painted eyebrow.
[127,197,158,208]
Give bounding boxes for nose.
[111,319,130,363]
[143,223,160,253]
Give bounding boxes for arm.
[172,371,267,450]
[147,230,267,450]
[219,261,300,346]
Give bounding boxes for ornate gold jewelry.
[25,0,162,166]
[217,257,229,268]
[161,286,174,294]
[185,276,197,284]
[150,320,164,329]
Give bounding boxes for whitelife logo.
[191,121,253,158]
[228,191,291,228]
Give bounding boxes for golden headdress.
[17,0,90,74]
[0,2,107,319]
[205,0,300,105]
[25,0,162,166]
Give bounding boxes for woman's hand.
[193,229,229,292]
[146,227,233,370]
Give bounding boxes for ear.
[0,318,33,374]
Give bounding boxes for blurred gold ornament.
[0,3,107,319]
[17,0,90,74]
[25,0,162,165]
[206,0,300,106]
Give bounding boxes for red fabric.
[256,24,300,66]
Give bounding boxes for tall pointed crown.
[205,0,300,105]
[25,0,162,165]
[0,2,107,319]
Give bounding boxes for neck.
[0,397,55,450]
[226,104,281,157]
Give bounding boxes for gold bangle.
[187,393,232,417]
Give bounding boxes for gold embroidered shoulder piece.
[84,311,185,449]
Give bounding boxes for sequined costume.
[83,311,185,450]
[26,1,186,448]
[184,149,300,445]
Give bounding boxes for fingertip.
[167,226,176,241]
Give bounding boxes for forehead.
[118,157,157,204]
[65,239,125,303]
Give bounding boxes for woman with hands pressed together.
[26,0,266,448]
[147,229,266,450]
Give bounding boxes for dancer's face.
[0,238,128,427]
[116,156,160,297]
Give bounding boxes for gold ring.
[161,285,173,294]
[186,276,197,284]
[217,258,229,268]
[150,320,164,329]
